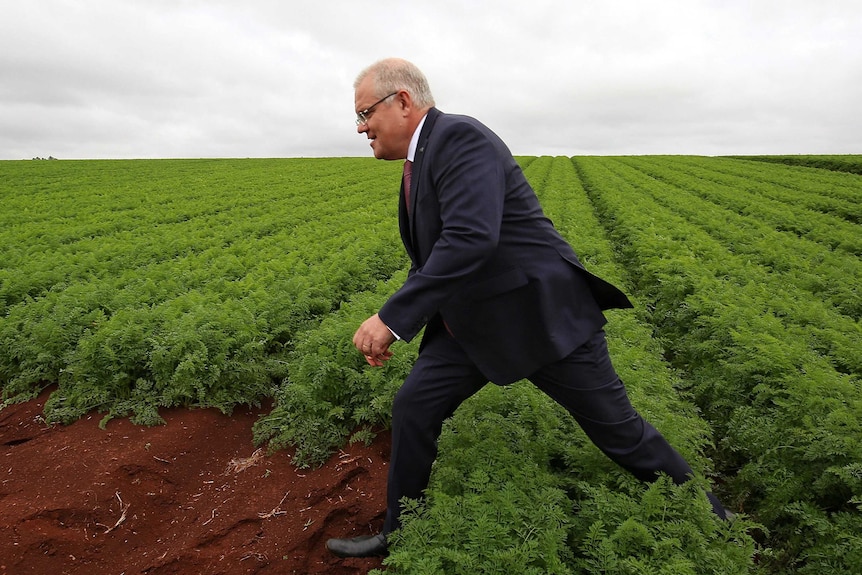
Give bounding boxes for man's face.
[354,77,409,160]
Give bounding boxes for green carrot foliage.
[5,155,859,573]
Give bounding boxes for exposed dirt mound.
[0,389,389,574]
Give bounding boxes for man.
[326,58,727,558]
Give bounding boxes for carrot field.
[2,155,860,574]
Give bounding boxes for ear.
[396,89,413,114]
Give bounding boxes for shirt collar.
[406,113,428,162]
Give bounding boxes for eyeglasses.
[355,92,398,126]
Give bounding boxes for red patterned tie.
[403,160,413,213]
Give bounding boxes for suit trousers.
[381,326,723,534]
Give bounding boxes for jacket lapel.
[408,108,440,241]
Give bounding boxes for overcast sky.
[2,0,860,160]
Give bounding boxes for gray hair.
[355,58,436,109]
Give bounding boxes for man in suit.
[326,58,727,558]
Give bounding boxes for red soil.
[0,389,390,575]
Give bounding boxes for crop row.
[613,156,862,326]
[0,159,408,425]
[666,156,859,238]
[575,156,862,574]
[633,156,861,251]
[1,159,399,312]
[728,154,862,176]
[702,157,861,209]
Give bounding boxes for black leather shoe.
[326,533,388,558]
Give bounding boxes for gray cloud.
[2,0,860,159]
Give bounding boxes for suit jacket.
[378,108,632,385]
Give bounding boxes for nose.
[356,122,368,135]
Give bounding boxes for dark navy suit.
[377,108,723,532]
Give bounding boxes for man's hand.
[353,313,396,367]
